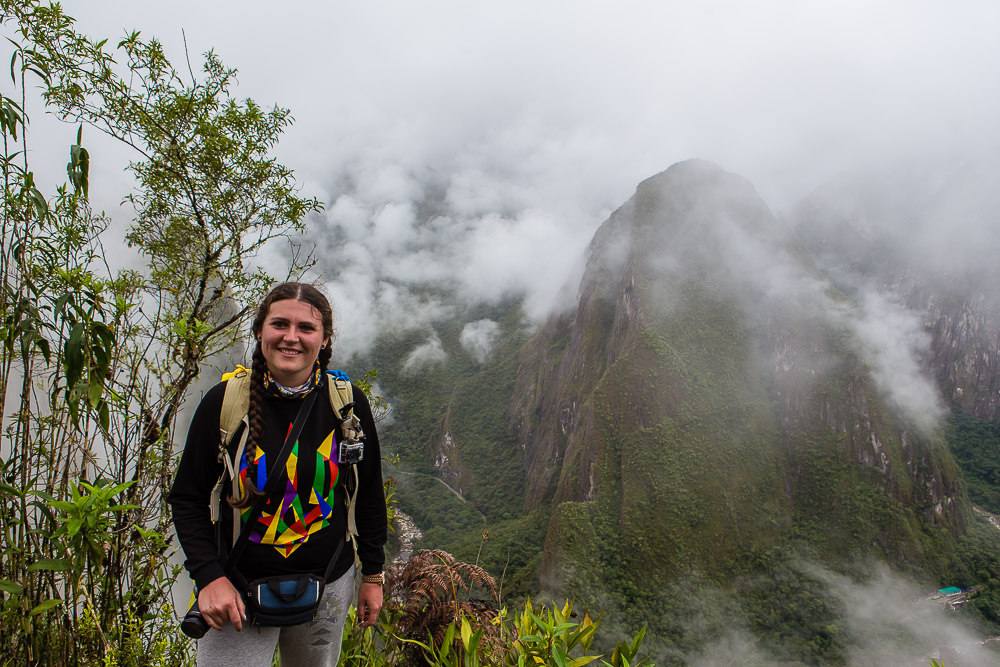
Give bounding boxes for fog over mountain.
[15,4,1000,663]
[35,1,1000,370]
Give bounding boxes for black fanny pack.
[242,534,347,628]
[245,573,325,626]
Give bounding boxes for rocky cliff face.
[510,160,969,595]
[795,149,1000,422]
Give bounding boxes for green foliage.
[503,600,602,667]
[448,509,550,604]
[397,472,486,549]
[732,552,847,664]
[0,463,191,664]
[947,513,1000,630]
[337,598,652,667]
[338,606,410,666]
[407,613,491,667]
[0,2,317,663]
[946,411,1000,513]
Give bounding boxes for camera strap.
[223,388,319,574]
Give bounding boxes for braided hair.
[228,282,335,509]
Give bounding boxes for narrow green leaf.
[27,558,70,572]
[106,480,136,495]
[36,337,50,363]
[527,610,551,632]
[443,621,456,647]
[53,293,72,313]
[88,378,102,408]
[30,599,63,615]
[0,482,25,497]
[98,401,110,432]
[629,625,646,655]
[460,615,472,648]
[0,580,23,595]
[107,503,139,512]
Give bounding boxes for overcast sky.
[19,0,1000,358]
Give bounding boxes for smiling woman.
[168,282,387,667]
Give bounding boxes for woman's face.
[259,298,327,386]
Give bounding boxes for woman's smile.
[259,299,326,386]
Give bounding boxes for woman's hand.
[356,582,383,628]
[197,576,246,631]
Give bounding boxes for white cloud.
[370,202,417,252]
[401,333,447,375]
[326,196,370,241]
[849,291,945,431]
[459,319,500,365]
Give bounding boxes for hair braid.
[318,343,332,373]
[228,345,268,509]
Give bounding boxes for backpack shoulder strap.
[326,370,363,552]
[220,365,251,448]
[326,369,352,414]
[209,366,251,528]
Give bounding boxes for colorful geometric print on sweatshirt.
[237,423,341,558]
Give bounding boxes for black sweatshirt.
[168,376,387,591]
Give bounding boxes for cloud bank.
[37,1,1000,371]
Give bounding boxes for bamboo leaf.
[0,580,24,595]
[27,558,70,572]
[88,377,103,407]
[30,599,63,615]
[98,400,110,432]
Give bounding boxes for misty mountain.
[510,159,966,584]
[358,158,999,662]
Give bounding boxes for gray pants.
[196,567,355,667]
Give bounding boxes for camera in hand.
[181,600,209,639]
